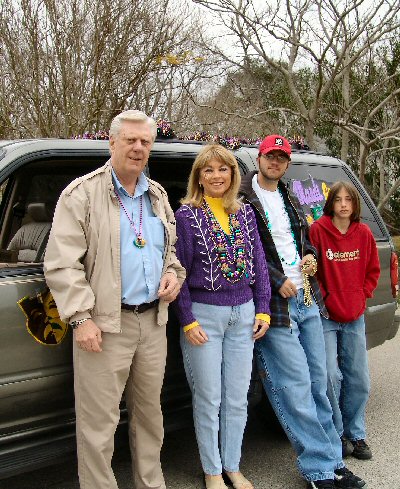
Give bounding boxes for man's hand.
[74,319,102,353]
[184,324,209,345]
[253,318,269,340]
[278,278,298,298]
[158,272,181,303]
[300,254,317,276]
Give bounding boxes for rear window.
[283,163,387,240]
[147,154,196,211]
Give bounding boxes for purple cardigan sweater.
[174,202,271,327]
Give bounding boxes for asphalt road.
[1,330,399,489]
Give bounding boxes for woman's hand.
[253,318,269,340]
[185,324,209,345]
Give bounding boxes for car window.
[283,163,387,240]
[0,157,105,264]
[27,173,77,204]
[147,154,196,211]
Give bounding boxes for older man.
[44,110,186,489]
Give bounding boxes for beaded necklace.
[201,199,246,283]
[264,189,299,266]
[114,189,146,248]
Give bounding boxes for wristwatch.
[69,318,89,329]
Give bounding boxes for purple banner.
[290,176,331,224]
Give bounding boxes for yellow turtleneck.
[204,195,230,234]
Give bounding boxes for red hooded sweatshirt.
[309,215,380,323]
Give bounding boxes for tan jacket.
[44,161,186,332]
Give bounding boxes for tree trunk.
[358,140,369,184]
[341,129,350,163]
[340,61,351,162]
[305,120,315,150]
[378,140,390,202]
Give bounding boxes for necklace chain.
[201,199,247,283]
[114,189,146,248]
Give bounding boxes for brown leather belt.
[121,299,158,314]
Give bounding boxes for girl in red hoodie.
[310,181,380,462]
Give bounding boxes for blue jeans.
[322,315,370,441]
[180,300,255,475]
[254,290,343,482]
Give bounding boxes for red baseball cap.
[259,134,291,157]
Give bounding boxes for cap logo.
[275,137,283,146]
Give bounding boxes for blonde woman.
[174,145,271,489]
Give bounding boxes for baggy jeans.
[254,290,344,482]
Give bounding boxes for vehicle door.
[0,148,107,441]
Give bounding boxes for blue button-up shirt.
[112,170,165,305]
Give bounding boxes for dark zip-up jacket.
[240,171,328,328]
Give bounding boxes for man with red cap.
[240,135,367,489]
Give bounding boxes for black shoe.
[334,467,366,488]
[352,439,372,460]
[341,437,354,458]
[307,480,335,489]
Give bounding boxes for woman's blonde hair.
[181,144,242,212]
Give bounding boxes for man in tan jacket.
[44,110,186,489]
